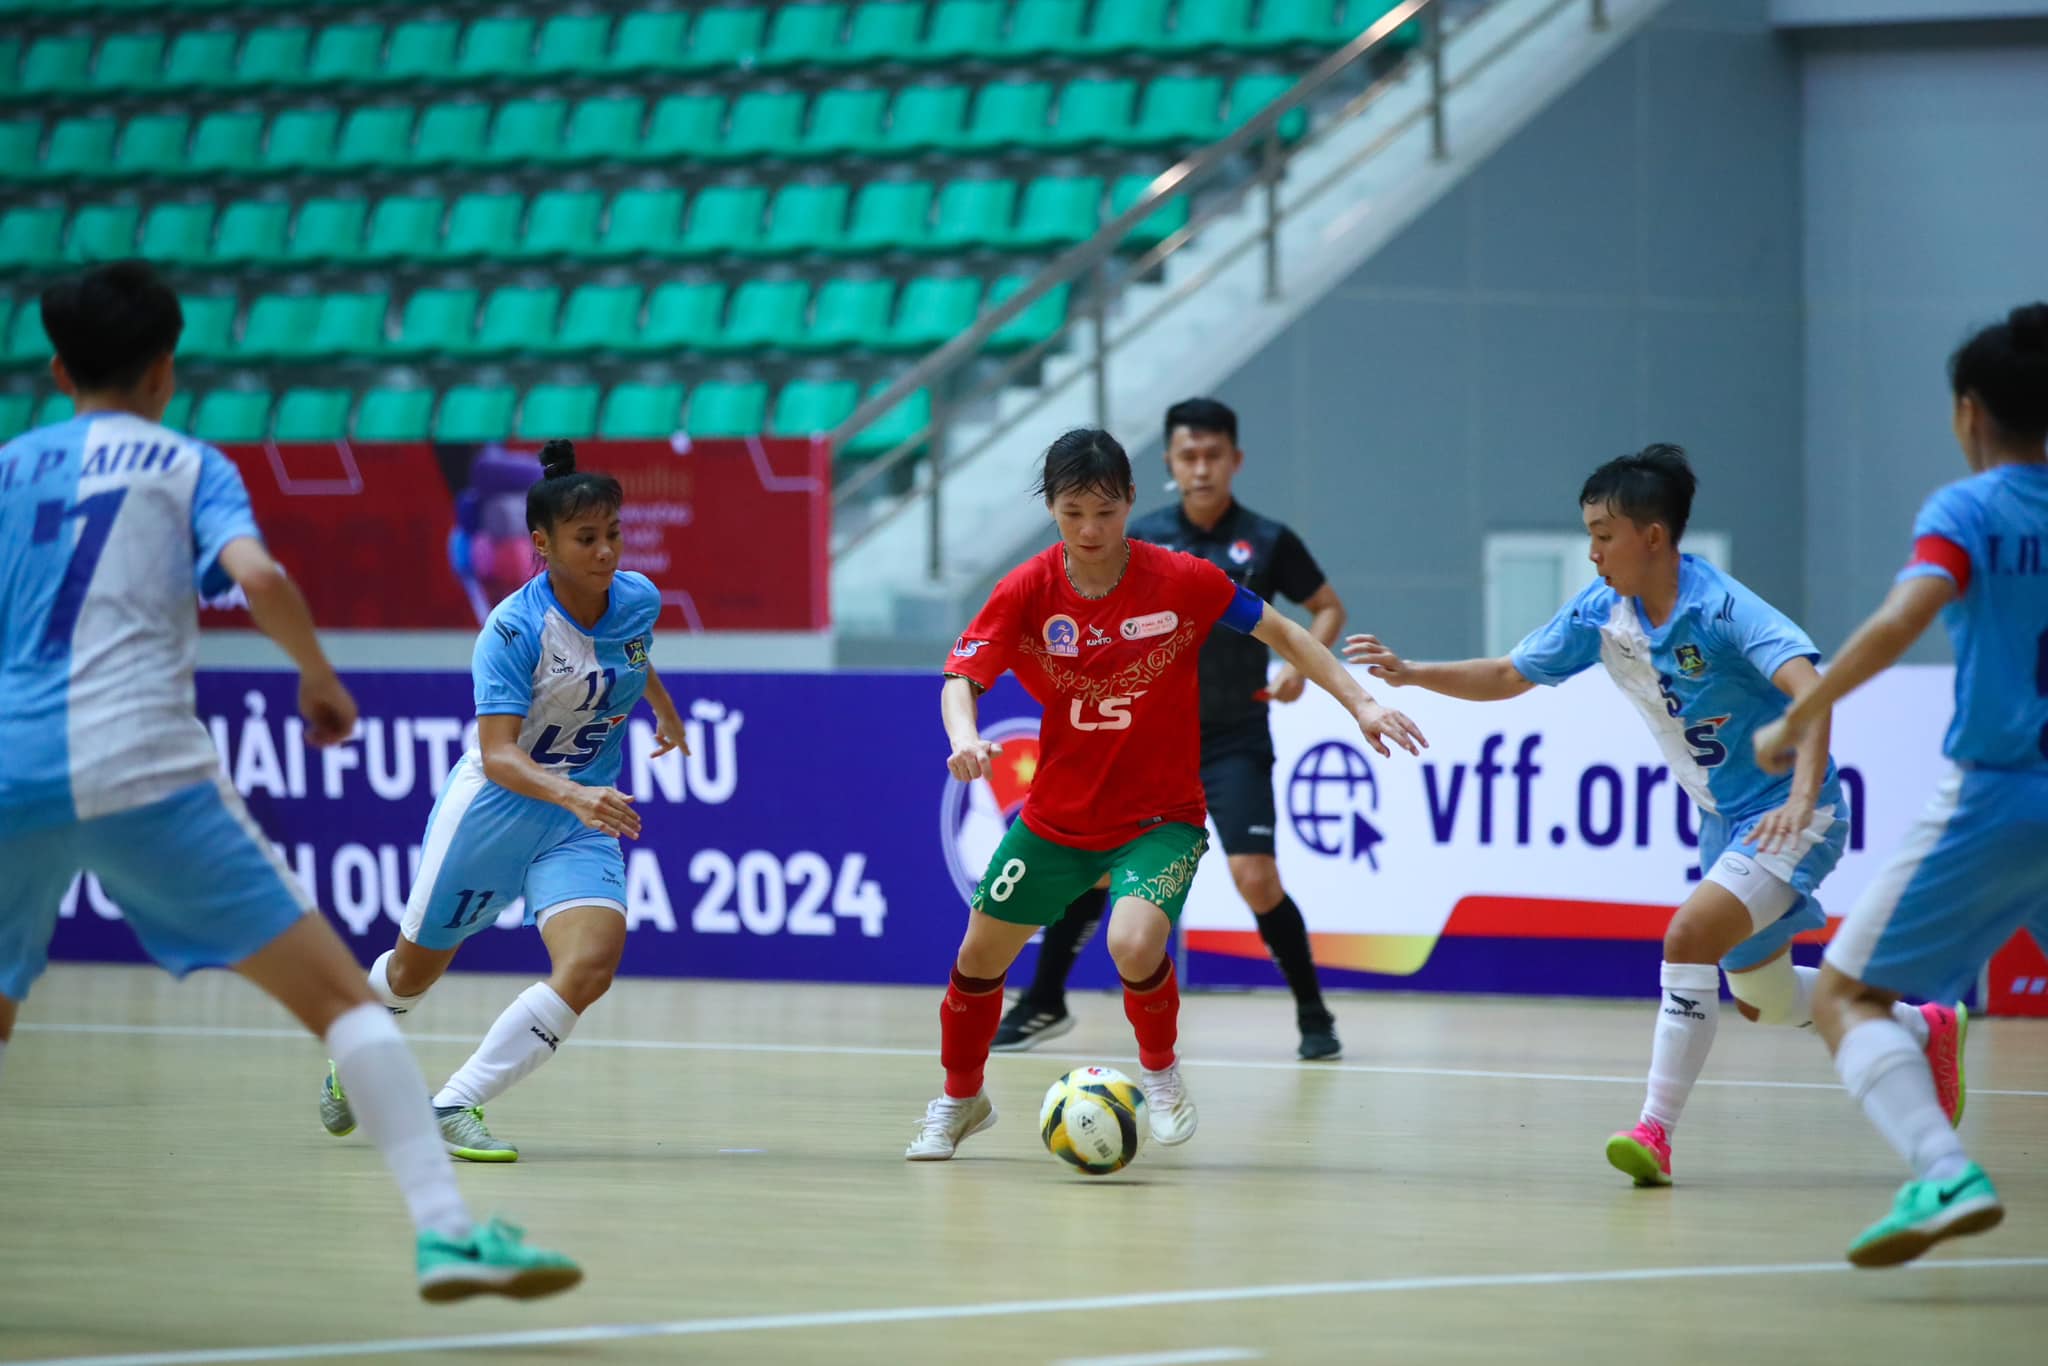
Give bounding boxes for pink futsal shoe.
[1605,1119,1673,1187]
[1921,1002,1968,1128]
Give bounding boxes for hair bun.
[538,438,577,479]
[2008,302,2048,353]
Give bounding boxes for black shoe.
[1297,1016,1341,1061]
[991,999,1074,1052]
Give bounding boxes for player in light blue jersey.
[1756,302,2048,1267]
[321,440,686,1162]
[0,262,578,1300]
[1348,444,1959,1186]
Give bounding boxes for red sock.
[1121,959,1179,1072]
[940,967,1005,1098]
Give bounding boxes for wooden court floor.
[3,965,2045,1365]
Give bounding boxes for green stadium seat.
[634,281,725,351]
[759,182,848,257]
[1047,78,1138,151]
[762,4,845,70]
[193,389,271,443]
[686,380,768,437]
[175,294,238,362]
[604,11,690,75]
[564,96,642,164]
[886,275,982,352]
[436,385,516,441]
[333,106,415,170]
[839,3,923,67]
[1118,74,1226,148]
[518,383,600,439]
[770,378,858,436]
[929,177,1016,252]
[1005,0,1088,56]
[66,203,140,262]
[598,382,685,438]
[110,112,189,180]
[642,93,725,161]
[388,287,478,359]
[264,108,340,172]
[803,278,895,351]
[188,111,267,177]
[138,200,215,265]
[1252,0,1349,46]
[454,16,533,82]
[518,189,603,261]
[676,185,766,257]
[802,87,889,159]
[0,390,34,440]
[921,0,1004,62]
[354,383,433,440]
[438,189,526,258]
[160,392,192,433]
[92,34,166,92]
[0,117,39,179]
[1081,0,1172,53]
[306,22,382,87]
[680,7,768,72]
[881,85,969,156]
[285,196,365,265]
[551,283,641,355]
[1,206,66,270]
[533,15,613,77]
[484,97,568,165]
[715,279,810,352]
[986,275,1070,351]
[237,26,312,88]
[358,193,442,262]
[719,91,808,162]
[34,393,75,428]
[959,81,1053,152]
[384,20,460,86]
[595,188,685,259]
[239,294,323,360]
[20,36,93,96]
[1165,0,1255,51]
[161,30,240,91]
[273,387,350,440]
[299,292,386,358]
[841,383,930,458]
[1229,72,1309,143]
[842,179,933,255]
[46,118,120,184]
[413,102,492,168]
[3,299,50,369]
[1110,172,1190,250]
[212,199,291,264]
[0,38,16,93]
[1004,175,1101,250]
[463,285,558,358]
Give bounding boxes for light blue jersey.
[1897,464,2048,770]
[400,569,661,949]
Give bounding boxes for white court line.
[19,1022,2048,1100]
[11,1257,2048,1366]
[1056,1350,1261,1366]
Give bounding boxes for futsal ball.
[1039,1066,1146,1175]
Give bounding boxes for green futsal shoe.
[417,1217,582,1303]
[320,1061,356,1137]
[435,1104,518,1162]
[1846,1164,2004,1268]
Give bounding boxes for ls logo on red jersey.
[953,636,989,658]
[1071,693,1143,731]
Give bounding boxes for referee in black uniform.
[992,398,1348,1060]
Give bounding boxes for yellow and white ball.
[1039,1066,1146,1175]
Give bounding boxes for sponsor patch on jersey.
[1043,614,1080,656]
[1229,539,1254,565]
[953,636,989,658]
[549,651,576,676]
[1085,625,1114,648]
[623,636,649,669]
[1121,610,1179,641]
[1675,643,1706,677]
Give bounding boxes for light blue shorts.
[0,777,311,1001]
[400,756,626,951]
[1827,766,2048,1002]
[1702,797,1847,973]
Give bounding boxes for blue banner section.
[44,669,1131,991]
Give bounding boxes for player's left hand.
[299,669,357,748]
[1752,795,1815,857]
[1354,702,1427,758]
[1752,716,1802,776]
[649,708,691,759]
[1265,667,1307,704]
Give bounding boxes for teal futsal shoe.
[417,1217,583,1302]
[1846,1164,2003,1268]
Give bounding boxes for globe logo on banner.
[940,716,1045,903]
[1288,741,1385,870]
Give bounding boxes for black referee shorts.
[1199,723,1277,859]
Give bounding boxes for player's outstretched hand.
[1752,716,1799,777]
[1343,634,1412,685]
[569,786,641,839]
[1265,666,1307,704]
[1752,795,1815,857]
[649,707,691,759]
[300,669,358,748]
[947,738,1003,782]
[1354,702,1426,758]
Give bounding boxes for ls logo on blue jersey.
[1659,672,1730,768]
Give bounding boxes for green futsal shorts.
[970,819,1210,926]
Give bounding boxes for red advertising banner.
[1988,929,2048,1017]
[198,437,829,632]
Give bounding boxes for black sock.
[1255,895,1331,1031]
[1022,887,1108,1012]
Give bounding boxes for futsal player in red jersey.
[906,429,1427,1159]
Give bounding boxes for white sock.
[1834,1018,1969,1183]
[1642,961,1721,1131]
[432,983,578,1111]
[368,950,426,1015]
[1788,965,1819,1027]
[1891,999,1931,1046]
[326,1004,470,1240]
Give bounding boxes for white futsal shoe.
[1140,1063,1198,1145]
[905,1091,996,1160]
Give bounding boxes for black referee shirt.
[1129,499,1329,732]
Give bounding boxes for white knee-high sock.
[1835,1018,1969,1183]
[326,1004,470,1240]
[1642,962,1721,1131]
[368,950,427,1015]
[433,983,578,1111]
[1784,966,1931,1043]
[1890,996,1932,1045]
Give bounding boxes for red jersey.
[943,540,1244,851]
